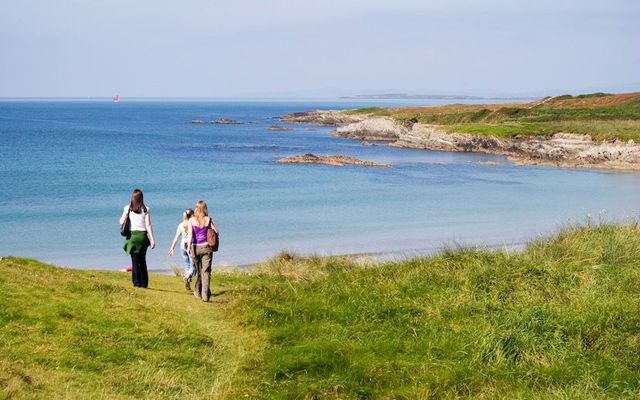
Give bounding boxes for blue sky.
[1,0,638,97]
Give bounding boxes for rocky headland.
[281,110,640,170]
[277,154,390,167]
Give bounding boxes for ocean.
[1,99,639,270]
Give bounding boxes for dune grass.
[237,225,640,398]
[2,224,640,398]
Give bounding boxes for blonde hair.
[194,201,209,227]
[182,208,194,231]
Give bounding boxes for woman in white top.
[120,188,156,288]
[168,208,195,291]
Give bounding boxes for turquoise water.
[1,100,639,270]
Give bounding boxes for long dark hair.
[129,188,147,214]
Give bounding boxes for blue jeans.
[181,247,194,280]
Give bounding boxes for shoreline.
[281,109,640,171]
[8,239,530,274]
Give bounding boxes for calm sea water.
[1,99,639,270]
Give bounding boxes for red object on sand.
[126,267,132,272]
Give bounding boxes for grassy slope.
[2,225,640,399]
[0,260,262,399]
[345,93,640,141]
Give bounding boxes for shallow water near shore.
[1,99,639,270]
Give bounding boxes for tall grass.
[237,224,640,398]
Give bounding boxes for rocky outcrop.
[333,117,408,141]
[214,118,242,124]
[277,154,390,167]
[267,125,292,131]
[332,120,640,170]
[280,110,367,126]
[190,118,242,124]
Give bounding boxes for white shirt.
[124,205,149,231]
[176,223,189,246]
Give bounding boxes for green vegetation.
[345,92,640,141]
[0,259,260,399]
[3,224,640,398]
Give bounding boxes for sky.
[1,0,639,98]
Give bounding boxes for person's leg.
[193,246,202,299]
[200,249,212,301]
[132,251,145,287]
[130,253,139,287]
[139,245,149,288]
[180,248,192,291]
[181,248,193,281]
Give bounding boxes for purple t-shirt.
[192,222,209,244]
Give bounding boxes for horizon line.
[0,95,542,101]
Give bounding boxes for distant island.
[283,92,640,170]
[340,93,534,100]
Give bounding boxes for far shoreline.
[280,92,640,172]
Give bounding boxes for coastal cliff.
[336,118,640,169]
[281,93,640,170]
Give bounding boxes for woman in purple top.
[186,200,218,302]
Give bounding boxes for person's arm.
[145,211,156,249]
[186,219,193,256]
[168,225,181,256]
[119,205,129,225]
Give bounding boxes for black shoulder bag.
[120,207,131,238]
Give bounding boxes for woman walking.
[186,200,218,302]
[120,189,156,288]
[168,208,195,291]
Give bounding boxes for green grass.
[444,120,640,141]
[345,93,640,141]
[0,259,262,399]
[2,224,640,398]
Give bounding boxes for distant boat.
[113,95,120,103]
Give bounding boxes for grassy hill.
[345,92,640,141]
[2,224,640,399]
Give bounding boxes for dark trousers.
[131,246,149,288]
[192,244,213,301]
